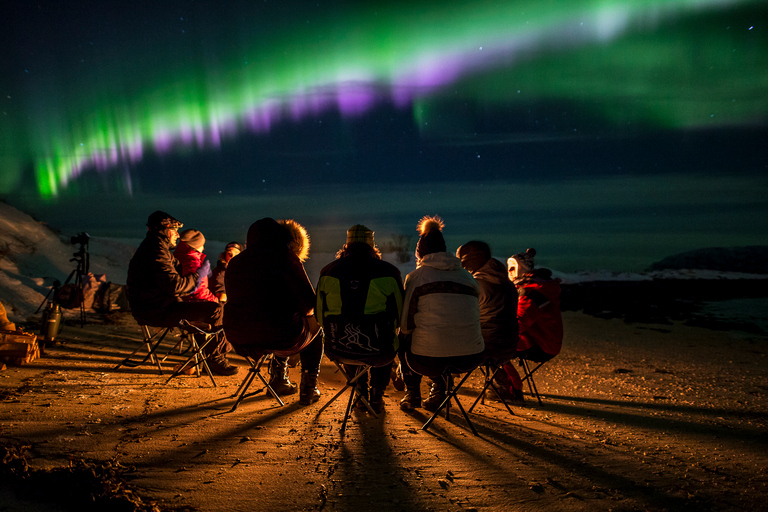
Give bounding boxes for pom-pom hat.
[415,215,446,259]
[508,248,536,279]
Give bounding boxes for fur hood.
[245,217,310,262]
[278,219,310,262]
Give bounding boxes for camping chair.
[518,355,552,405]
[406,352,483,436]
[315,317,397,436]
[316,356,390,436]
[164,320,223,386]
[114,324,173,374]
[228,330,317,412]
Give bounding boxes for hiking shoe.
[208,357,239,376]
[422,380,447,412]
[399,388,421,410]
[268,357,298,395]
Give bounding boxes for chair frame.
[114,325,173,374]
[421,369,479,435]
[316,360,377,436]
[467,360,516,416]
[164,321,222,387]
[230,353,286,412]
[519,357,546,405]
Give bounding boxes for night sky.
[2,1,767,271]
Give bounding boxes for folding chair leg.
[114,326,169,374]
[230,355,284,412]
[468,364,515,416]
[166,327,220,386]
[316,363,375,436]
[422,371,478,435]
[520,359,544,405]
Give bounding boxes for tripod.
[36,241,90,328]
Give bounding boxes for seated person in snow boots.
[316,224,404,414]
[224,218,323,404]
[456,240,519,402]
[126,211,238,376]
[398,216,485,412]
[503,248,563,403]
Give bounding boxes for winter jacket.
[516,274,563,356]
[472,257,518,357]
[173,241,217,303]
[126,231,197,325]
[224,218,315,349]
[401,252,484,358]
[316,243,404,362]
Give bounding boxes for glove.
[196,259,212,279]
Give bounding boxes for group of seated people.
[125,210,563,411]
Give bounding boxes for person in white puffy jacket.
[398,215,485,411]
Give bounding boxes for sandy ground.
[1,310,767,512]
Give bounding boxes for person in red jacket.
[502,248,563,402]
[174,229,218,303]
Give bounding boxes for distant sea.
[9,173,768,274]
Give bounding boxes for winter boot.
[422,379,447,412]
[269,357,298,395]
[299,371,321,405]
[399,386,422,410]
[369,387,385,414]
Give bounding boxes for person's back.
[316,225,403,412]
[402,251,484,358]
[317,237,403,362]
[399,215,484,411]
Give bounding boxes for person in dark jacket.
[210,241,243,304]
[316,224,403,413]
[456,240,519,401]
[224,218,323,405]
[126,211,238,376]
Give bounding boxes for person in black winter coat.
[126,211,238,376]
[224,218,323,405]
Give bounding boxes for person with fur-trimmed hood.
[399,215,485,411]
[224,218,323,405]
[127,211,238,376]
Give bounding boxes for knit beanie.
[508,248,536,278]
[415,215,446,259]
[180,229,205,252]
[147,210,183,231]
[456,241,491,273]
[346,224,375,247]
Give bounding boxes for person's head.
[456,241,492,273]
[223,241,243,262]
[415,215,446,261]
[146,211,183,247]
[508,248,536,280]
[337,224,381,259]
[179,229,205,253]
[245,218,310,262]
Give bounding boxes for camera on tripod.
[71,232,90,247]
